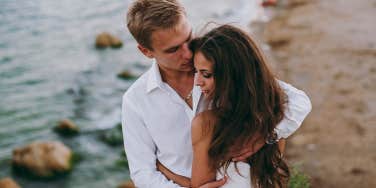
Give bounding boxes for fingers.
[200,176,227,188]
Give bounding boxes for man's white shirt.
[122,61,312,187]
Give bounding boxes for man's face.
[139,15,193,73]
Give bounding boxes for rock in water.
[12,141,73,178]
[101,123,124,146]
[109,35,123,48]
[117,70,136,80]
[95,32,112,48]
[54,119,79,136]
[0,178,21,188]
[95,32,123,49]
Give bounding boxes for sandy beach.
[262,0,376,187]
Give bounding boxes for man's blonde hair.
[127,0,186,50]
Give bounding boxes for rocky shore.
[262,0,376,187]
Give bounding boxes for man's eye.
[166,47,179,53]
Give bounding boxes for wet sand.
[259,0,376,187]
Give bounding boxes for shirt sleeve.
[275,80,312,139]
[122,94,183,188]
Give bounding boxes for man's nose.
[181,42,192,59]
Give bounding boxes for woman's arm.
[156,112,226,188]
[156,160,227,188]
[156,160,191,187]
[191,113,217,187]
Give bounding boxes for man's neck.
[159,67,194,84]
[158,65,195,109]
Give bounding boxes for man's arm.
[275,80,312,139]
[122,94,182,188]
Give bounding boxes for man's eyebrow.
[163,29,193,53]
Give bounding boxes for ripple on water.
[0,66,28,79]
[0,56,12,64]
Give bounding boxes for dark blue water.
[0,0,262,187]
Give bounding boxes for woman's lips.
[202,90,209,94]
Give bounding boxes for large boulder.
[0,178,21,188]
[95,32,123,49]
[53,119,79,136]
[12,141,73,178]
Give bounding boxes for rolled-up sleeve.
[122,93,182,188]
[275,80,312,139]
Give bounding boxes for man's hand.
[230,132,265,162]
[230,133,287,162]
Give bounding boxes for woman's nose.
[195,74,203,86]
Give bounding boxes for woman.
[159,24,290,187]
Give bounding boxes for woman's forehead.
[194,52,213,69]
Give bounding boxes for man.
[122,0,311,187]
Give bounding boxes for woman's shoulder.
[194,110,216,123]
[191,110,217,144]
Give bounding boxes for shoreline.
[262,0,376,187]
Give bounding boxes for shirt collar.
[146,60,164,93]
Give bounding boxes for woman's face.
[194,51,215,99]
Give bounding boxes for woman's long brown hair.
[190,25,290,188]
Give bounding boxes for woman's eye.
[203,73,212,78]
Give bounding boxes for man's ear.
[138,44,154,59]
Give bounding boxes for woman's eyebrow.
[198,69,211,72]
